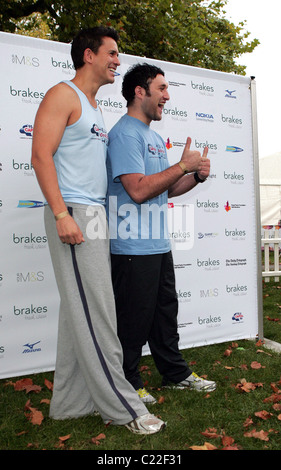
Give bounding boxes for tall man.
[107,63,216,405]
[31,29,165,435]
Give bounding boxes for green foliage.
[0,0,259,74]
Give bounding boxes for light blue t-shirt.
[107,114,171,255]
[53,81,108,206]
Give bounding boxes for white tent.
[259,152,281,225]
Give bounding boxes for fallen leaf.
[16,431,28,436]
[14,378,33,390]
[263,393,281,404]
[243,417,254,428]
[244,429,269,441]
[24,400,44,425]
[270,383,280,393]
[40,398,50,405]
[11,378,42,394]
[201,428,221,439]
[158,396,165,404]
[190,442,217,450]
[221,445,240,450]
[25,384,42,394]
[59,434,71,442]
[254,410,273,420]
[236,379,256,393]
[224,349,232,357]
[44,378,53,390]
[251,361,263,369]
[91,433,106,445]
[27,407,44,425]
[235,379,263,393]
[257,349,272,356]
[221,435,235,447]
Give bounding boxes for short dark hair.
[122,63,165,106]
[71,26,119,70]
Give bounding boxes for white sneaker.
[125,413,166,435]
[177,372,216,392]
[137,387,157,404]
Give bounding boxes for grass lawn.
[1,277,281,452]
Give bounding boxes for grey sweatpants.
[44,203,147,425]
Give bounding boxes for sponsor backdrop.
[0,32,262,379]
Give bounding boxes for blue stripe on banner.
[68,206,137,421]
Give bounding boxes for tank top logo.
[91,124,109,145]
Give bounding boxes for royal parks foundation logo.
[224,201,246,212]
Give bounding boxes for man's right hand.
[180,137,209,173]
[56,215,85,245]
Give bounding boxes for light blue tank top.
[53,80,108,206]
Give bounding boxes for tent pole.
[250,77,264,341]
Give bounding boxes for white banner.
[0,32,261,378]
